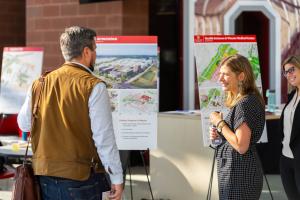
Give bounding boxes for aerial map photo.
[95,44,158,89]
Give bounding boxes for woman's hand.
[209,126,219,140]
[209,111,223,127]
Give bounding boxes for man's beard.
[89,64,94,72]
[89,59,95,72]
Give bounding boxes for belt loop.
[91,157,99,171]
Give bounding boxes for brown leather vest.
[31,63,105,181]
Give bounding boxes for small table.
[0,136,32,165]
[0,135,20,146]
[0,144,32,157]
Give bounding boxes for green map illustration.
[197,44,261,85]
[199,88,223,109]
[195,43,262,110]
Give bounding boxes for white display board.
[194,35,267,146]
[0,47,43,114]
[95,36,158,150]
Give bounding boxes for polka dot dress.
[216,95,265,200]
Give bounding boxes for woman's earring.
[238,81,243,92]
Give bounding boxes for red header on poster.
[4,47,43,52]
[194,35,257,43]
[96,36,157,44]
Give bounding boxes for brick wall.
[123,0,148,35]
[0,1,25,66]
[26,0,149,72]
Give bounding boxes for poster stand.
[126,149,154,200]
[206,146,217,200]
[259,156,274,200]
[95,36,158,199]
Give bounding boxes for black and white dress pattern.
[216,94,265,200]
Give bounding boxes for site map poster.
[95,36,158,150]
[0,47,43,114]
[194,35,267,146]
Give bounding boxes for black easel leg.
[207,148,217,200]
[140,149,154,200]
[257,153,274,200]
[263,173,274,200]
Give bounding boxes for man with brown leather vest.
[17,26,123,200]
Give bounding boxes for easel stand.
[206,146,217,200]
[127,149,154,200]
[206,146,273,200]
[258,155,274,200]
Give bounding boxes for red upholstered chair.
[0,164,15,179]
[0,114,19,135]
[0,169,15,179]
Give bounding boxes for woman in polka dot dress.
[209,54,265,200]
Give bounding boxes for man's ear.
[79,47,91,65]
[82,47,90,57]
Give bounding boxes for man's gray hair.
[60,26,96,61]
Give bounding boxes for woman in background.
[209,54,265,200]
[280,55,300,200]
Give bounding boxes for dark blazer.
[280,90,300,160]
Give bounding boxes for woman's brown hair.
[219,54,265,107]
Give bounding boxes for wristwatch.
[217,120,226,133]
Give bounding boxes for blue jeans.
[38,172,110,200]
